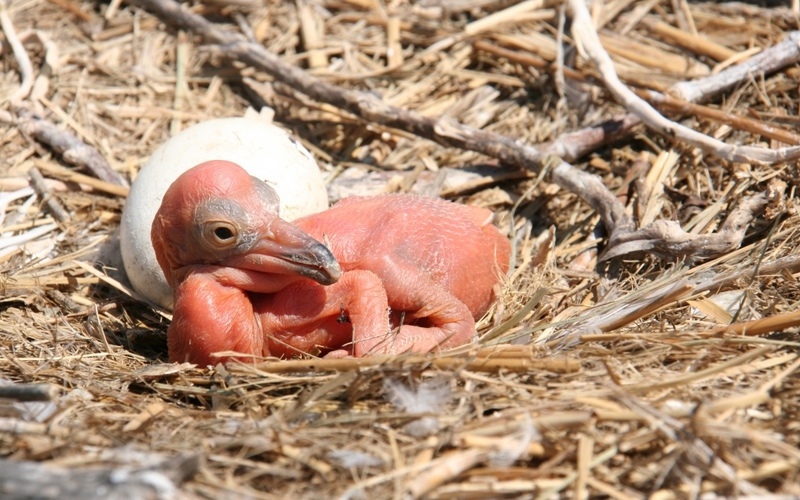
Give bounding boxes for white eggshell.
[120,117,329,309]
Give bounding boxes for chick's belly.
[264,317,355,357]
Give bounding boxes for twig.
[33,161,130,197]
[477,32,800,158]
[473,39,588,84]
[637,88,800,146]
[645,19,736,62]
[550,157,634,235]
[703,309,800,338]
[13,107,129,187]
[297,0,327,69]
[538,113,641,163]
[241,348,580,374]
[405,449,488,499]
[28,167,71,223]
[0,383,59,402]
[45,0,93,22]
[694,253,800,295]
[0,455,200,499]
[568,0,800,165]
[0,0,34,102]
[601,192,771,261]
[673,31,800,104]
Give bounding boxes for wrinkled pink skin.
[152,161,510,366]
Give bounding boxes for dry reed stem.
[240,348,580,375]
[33,161,130,197]
[645,19,737,62]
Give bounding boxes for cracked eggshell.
[120,117,329,309]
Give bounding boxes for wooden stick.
[695,254,800,295]
[704,309,800,338]
[33,161,130,197]
[15,107,129,187]
[0,1,33,102]
[568,0,800,165]
[636,88,800,146]
[245,351,580,374]
[0,455,199,498]
[473,39,585,80]
[405,449,488,499]
[386,17,403,67]
[27,167,71,223]
[599,33,709,77]
[646,19,736,62]
[45,0,93,22]
[671,31,800,103]
[0,383,59,402]
[464,0,546,35]
[297,0,327,69]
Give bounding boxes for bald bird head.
[151,160,341,291]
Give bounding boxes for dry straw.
[0,0,798,498]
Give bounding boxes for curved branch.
[568,0,800,165]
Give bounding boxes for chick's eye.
[205,221,238,247]
[214,226,234,240]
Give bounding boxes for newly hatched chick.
[152,160,510,365]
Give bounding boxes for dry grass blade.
[240,347,580,375]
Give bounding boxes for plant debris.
[1,0,799,498]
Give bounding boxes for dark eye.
[214,226,234,240]
[205,221,238,248]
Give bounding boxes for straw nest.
[1,0,799,498]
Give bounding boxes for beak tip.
[319,248,342,285]
[327,262,343,284]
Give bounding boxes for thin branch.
[671,31,800,103]
[0,454,200,499]
[0,0,34,102]
[476,33,800,159]
[28,166,71,223]
[12,107,129,187]
[601,192,770,261]
[637,88,800,146]
[0,383,58,402]
[568,0,800,165]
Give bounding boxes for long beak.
[221,219,342,285]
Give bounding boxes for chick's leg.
[353,261,475,356]
[315,270,392,358]
[261,270,390,357]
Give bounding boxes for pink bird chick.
[151,160,510,365]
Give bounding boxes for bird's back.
[294,194,510,316]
